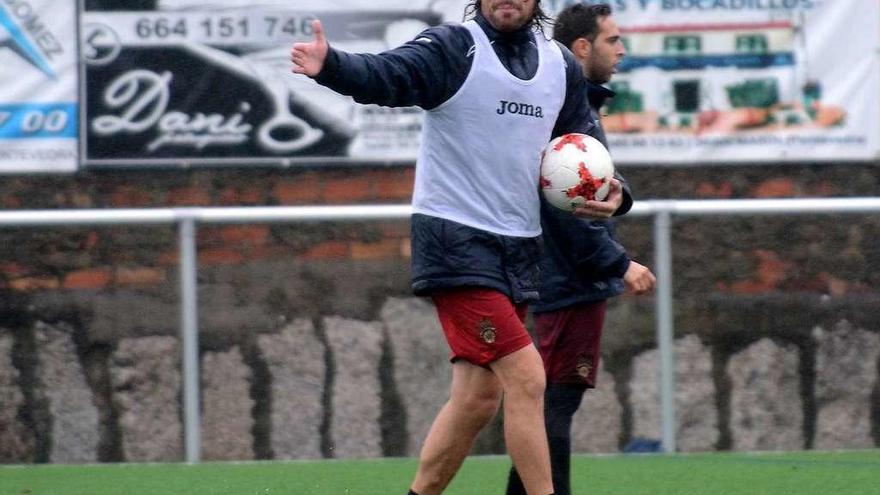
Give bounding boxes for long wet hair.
[463,0,555,37]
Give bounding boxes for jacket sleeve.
[614,170,633,216]
[313,23,472,110]
[541,199,631,279]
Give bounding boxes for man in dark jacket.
[291,1,632,494]
[506,4,656,495]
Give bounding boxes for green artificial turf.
[2,450,878,495]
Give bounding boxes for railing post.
[178,217,201,463]
[653,209,677,453]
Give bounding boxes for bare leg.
[491,345,553,495]
[410,361,502,495]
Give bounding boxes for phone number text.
[88,13,320,45]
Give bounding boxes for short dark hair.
[552,2,613,49]
[464,0,555,36]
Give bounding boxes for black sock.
[548,436,572,495]
[544,383,586,495]
[505,465,527,495]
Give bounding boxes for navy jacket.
[533,81,631,313]
[313,12,631,303]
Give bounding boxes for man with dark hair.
[506,3,656,495]
[291,1,633,493]
[551,2,612,56]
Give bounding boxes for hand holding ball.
[540,133,615,212]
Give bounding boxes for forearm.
[543,202,630,277]
[312,25,470,110]
[315,48,424,107]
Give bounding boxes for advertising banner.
[0,0,78,173]
[550,0,880,164]
[80,0,879,167]
[81,1,466,166]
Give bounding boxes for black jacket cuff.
[314,46,341,83]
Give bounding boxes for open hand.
[291,20,329,77]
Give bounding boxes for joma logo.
[496,100,543,118]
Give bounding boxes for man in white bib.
[291,1,631,493]
[506,4,656,495]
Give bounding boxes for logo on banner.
[82,22,121,66]
[90,44,325,155]
[92,70,254,152]
[0,0,63,79]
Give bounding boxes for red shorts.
[432,288,533,367]
[534,301,607,387]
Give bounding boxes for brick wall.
[1,162,877,311]
[0,166,415,294]
[1,162,878,299]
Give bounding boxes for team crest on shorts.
[478,319,497,344]
[576,355,593,379]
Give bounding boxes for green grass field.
[2,450,878,495]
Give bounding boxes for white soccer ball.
[540,133,615,212]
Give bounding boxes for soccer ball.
[540,133,615,212]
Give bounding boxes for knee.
[509,369,546,402]
[523,371,547,401]
[493,348,548,403]
[457,388,502,424]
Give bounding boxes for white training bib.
[412,20,566,237]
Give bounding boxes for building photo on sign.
[559,0,880,163]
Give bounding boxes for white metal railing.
[4,197,880,462]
